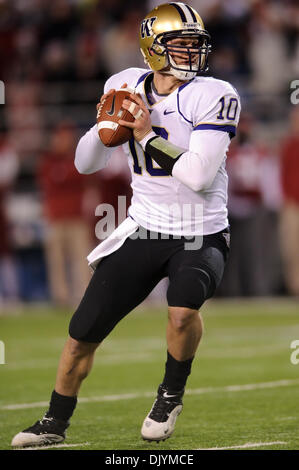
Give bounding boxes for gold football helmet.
[139,2,211,81]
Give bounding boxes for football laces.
[97,99,106,118]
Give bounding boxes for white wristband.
[138,131,157,151]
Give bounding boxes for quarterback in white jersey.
[12,2,241,448]
[77,68,240,238]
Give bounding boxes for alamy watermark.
[0,341,5,364]
[290,340,299,365]
[94,196,205,250]
[290,80,299,105]
[0,81,4,104]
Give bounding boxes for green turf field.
[0,299,298,450]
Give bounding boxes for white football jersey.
[103,67,241,236]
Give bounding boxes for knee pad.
[167,265,213,310]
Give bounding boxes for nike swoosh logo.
[163,110,175,115]
[163,392,177,398]
[106,95,116,116]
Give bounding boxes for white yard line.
[278,416,297,421]
[1,378,299,411]
[17,441,288,451]
[186,378,299,395]
[196,441,287,450]
[16,442,90,450]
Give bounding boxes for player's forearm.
[139,131,184,174]
[139,129,230,192]
[75,124,113,174]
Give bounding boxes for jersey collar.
[135,71,195,108]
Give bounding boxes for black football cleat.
[11,414,69,448]
[141,384,184,442]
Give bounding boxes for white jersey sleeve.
[75,124,113,174]
[172,129,230,192]
[170,78,241,191]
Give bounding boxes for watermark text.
[0,341,5,364]
[94,197,205,250]
[290,340,299,365]
[290,80,299,105]
[0,81,4,104]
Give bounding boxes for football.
[97,88,135,147]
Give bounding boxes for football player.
[12,2,240,447]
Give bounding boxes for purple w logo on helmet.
[140,17,157,39]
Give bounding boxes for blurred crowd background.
[0,0,298,308]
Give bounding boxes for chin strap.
[167,55,198,80]
[170,68,197,80]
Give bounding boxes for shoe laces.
[24,415,68,435]
[39,416,54,426]
[149,386,183,422]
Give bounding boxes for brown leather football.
[97,89,135,147]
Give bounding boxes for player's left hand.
[119,91,152,143]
